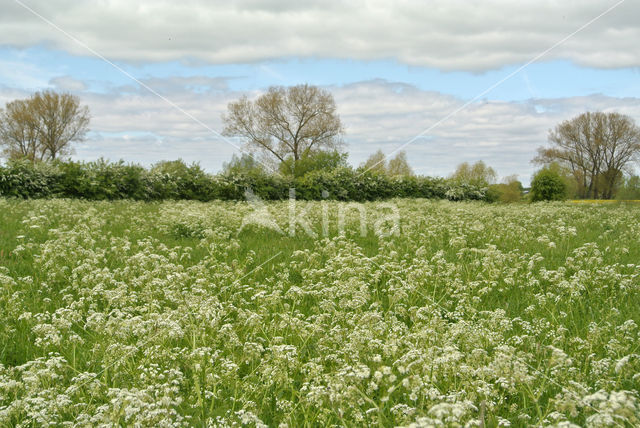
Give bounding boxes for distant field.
[570,200,640,204]
[1,198,639,426]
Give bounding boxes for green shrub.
[615,175,640,200]
[530,167,567,202]
[0,160,56,198]
[487,181,524,203]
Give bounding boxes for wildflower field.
[1,198,639,427]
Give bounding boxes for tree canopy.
[0,90,90,162]
[530,166,567,201]
[450,161,497,187]
[222,84,344,176]
[279,150,348,177]
[535,111,640,199]
[221,153,266,176]
[360,150,414,177]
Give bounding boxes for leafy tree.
[0,91,90,161]
[530,167,567,202]
[615,175,640,200]
[451,161,497,187]
[279,150,348,177]
[360,149,387,174]
[487,175,523,203]
[221,153,266,175]
[151,159,193,176]
[359,150,414,176]
[387,151,414,177]
[539,161,580,199]
[535,111,640,199]
[222,84,343,175]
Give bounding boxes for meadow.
[0,198,639,427]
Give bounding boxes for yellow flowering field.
[0,198,639,426]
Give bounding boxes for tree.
[360,149,387,174]
[32,91,91,160]
[279,150,348,177]
[359,150,414,176]
[535,112,640,199]
[222,84,343,176]
[530,167,567,202]
[487,175,524,203]
[0,91,90,162]
[387,151,414,177]
[0,99,40,161]
[451,161,497,187]
[221,153,266,175]
[615,175,640,200]
[152,159,197,176]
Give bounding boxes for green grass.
[1,198,639,427]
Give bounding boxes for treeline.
[0,159,486,202]
[535,112,640,200]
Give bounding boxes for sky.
[1,0,640,184]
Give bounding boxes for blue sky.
[1,0,640,184]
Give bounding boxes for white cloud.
[1,0,638,71]
[50,75,87,91]
[0,59,50,89]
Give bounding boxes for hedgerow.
[0,159,486,201]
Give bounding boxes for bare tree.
[0,90,90,162]
[222,84,343,174]
[599,114,640,198]
[0,99,41,161]
[32,91,90,160]
[536,112,640,199]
